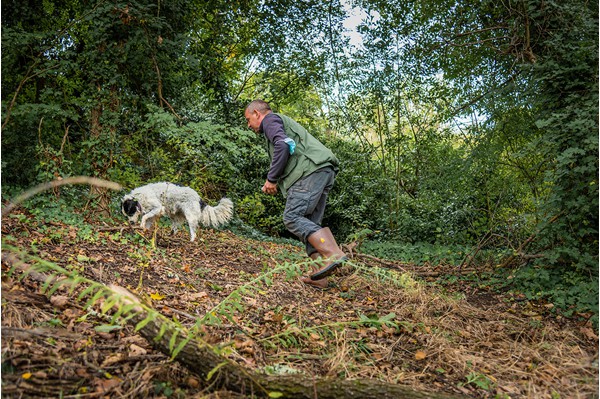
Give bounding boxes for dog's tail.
[199,198,233,228]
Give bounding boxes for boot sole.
[300,276,331,291]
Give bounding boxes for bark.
[112,287,467,399]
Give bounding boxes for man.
[244,99,347,289]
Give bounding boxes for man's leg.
[283,168,346,283]
[283,168,335,249]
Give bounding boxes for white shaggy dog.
[121,182,233,241]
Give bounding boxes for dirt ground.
[1,212,598,398]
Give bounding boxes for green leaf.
[134,313,156,332]
[206,361,228,382]
[95,324,122,333]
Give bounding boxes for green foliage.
[461,371,495,391]
[323,138,393,239]
[507,265,598,328]
[361,240,479,266]
[2,0,597,324]
[236,192,286,236]
[503,0,598,318]
[342,0,598,322]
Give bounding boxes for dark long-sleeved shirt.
[260,113,291,183]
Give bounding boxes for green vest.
[266,113,339,197]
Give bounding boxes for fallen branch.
[109,285,467,399]
[352,253,409,273]
[498,214,560,269]
[3,248,466,399]
[97,226,143,232]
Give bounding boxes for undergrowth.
[2,198,597,398]
[5,190,597,331]
[361,239,599,330]
[360,240,488,266]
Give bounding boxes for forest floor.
[1,210,598,399]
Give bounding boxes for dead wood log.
[352,253,483,278]
[2,252,56,284]
[111,286,467,399]
[353,253,410,273]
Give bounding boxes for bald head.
[244,99,272,133]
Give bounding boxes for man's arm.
[261,113,290,184]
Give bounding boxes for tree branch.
[110,285,468,399]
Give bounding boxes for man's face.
[245,109,262,133]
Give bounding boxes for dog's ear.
[122,198,139,216]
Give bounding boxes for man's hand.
[262,180,277,195]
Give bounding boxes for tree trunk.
[88,87,119,215]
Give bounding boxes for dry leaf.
[94,376,121,393]
[580,326,598,341]
[150,292,165,300]
[96,332,114,340]
[50,295,69,308]
[102,353,125,367]
[186,376,200,388]
[415,350,427,360]
[189,292,208,301]
[129,344,147,357]
[234,339,253,349]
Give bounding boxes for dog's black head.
[121,195,142,223]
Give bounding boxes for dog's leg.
[143,216,158,230]
[187,219,198,242]
[170,215,184,236]
[140,205,164,229]
[181,206,199,242]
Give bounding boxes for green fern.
[193,260,310,331]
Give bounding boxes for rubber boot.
[306,227,347,281]
[300,253,329,289]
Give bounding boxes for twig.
[498,213,560,268]
[97,226,143,232]
[353,253,409,273]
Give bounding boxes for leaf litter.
[1,213,598,398]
